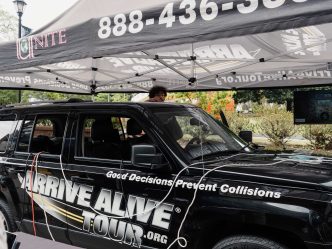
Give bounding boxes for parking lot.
[16,233,81,249]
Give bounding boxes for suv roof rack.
[4,98,91,108]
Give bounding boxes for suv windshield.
[151,107,246,160]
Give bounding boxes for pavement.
[15,233,82,249]
[253,134,310,146]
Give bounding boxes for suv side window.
[78,114,152,161]
[17,114,67,154]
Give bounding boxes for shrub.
[303,125,332,150]
[224,112,251,134]
[259,107,296,150]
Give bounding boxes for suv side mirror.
[239,130,253,143]
[131,145,170,173]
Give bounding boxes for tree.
[21,91,91,103]
[0,8,17,41]
[92,93,133,102]
[168,91,234,118]
[233,90,263,104]
[109,93,132,102]
[0,90,19,105]
[262,89,293,104]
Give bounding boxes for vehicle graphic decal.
[16,164,285,248]
[18,171,175,248]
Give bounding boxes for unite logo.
[16,29,67,61]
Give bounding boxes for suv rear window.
[17,114,67,154]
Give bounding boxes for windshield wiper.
[192,150,240,160]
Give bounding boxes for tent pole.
[18,12,22,103]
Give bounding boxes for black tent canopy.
[0,0,332,93]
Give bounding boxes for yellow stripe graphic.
[33,194,84,223]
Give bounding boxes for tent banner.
[1,0,332,71]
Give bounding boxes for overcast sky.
[0,0,78,31]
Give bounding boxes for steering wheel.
[184,137,202,150]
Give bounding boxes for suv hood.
[202,153,332,190]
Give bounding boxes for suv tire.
[0,199,16,232]
[212,235,288,249]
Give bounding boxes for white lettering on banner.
[53,62,85,70]
[105,44,259,76]
[216,70,332,85]
[0,76,31,85]
[281,26,327,56]
[97,0,307,39]
[13,76,87,91]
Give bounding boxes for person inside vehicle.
[147,86,167,102]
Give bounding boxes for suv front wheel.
[212,235,288,249]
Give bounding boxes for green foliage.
[109,93,132,102]
[21,91,91,103]
[93,93,132,102]
[168,91,234,118]
[224,112,252,134]
[0,90,19,105]
[0,90,135,104]
[210,91,230,113]
[303,125,332,150]
[233,90,262,104]
[0,8,17,41]
[93,93,109,102]
[259,107,296,150]
[233,89,294,105]
[262,89,293,104]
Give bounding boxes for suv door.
[117,115,184,249]
[65,111,129,249]
[9,113,72,244]
[66,109,185,249]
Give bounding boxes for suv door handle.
[70,176,95,184]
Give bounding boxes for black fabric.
[127,119,143,136]
[91,120,120,142]
[126,119,151,155]
[31,135,53,153]
[89,120,121,159]
[1,1,332,92]
[164,117,183,140]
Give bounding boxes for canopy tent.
[0,0,332,94]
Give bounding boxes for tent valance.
[0,0,332,93]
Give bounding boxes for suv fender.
[0,175,21,220]
[189,206,310,249]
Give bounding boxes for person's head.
[148,86,167,102]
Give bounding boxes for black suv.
[0,101,331,249]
